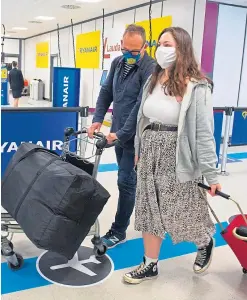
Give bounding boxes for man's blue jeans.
[111,145,137,237]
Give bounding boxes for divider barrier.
[213,108,224,167]
[220,107,247,175]
[1,107,85,176]
[231,108,247,146]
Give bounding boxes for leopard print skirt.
[135,129,216,247]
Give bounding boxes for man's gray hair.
[124,24,146,43]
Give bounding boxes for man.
[89,24,156,248]
[8,61,24,107]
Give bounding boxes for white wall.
[23,0,207,104]
[3,38,20,54]
[24,33,51,99]
[212,4,247,107]
[238,26,247,107]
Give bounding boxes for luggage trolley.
[1,127,117,271]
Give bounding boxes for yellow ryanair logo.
[242,111,247,120]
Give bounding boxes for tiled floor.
[7,95,52,108]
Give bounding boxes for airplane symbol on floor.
[50,252,101,277]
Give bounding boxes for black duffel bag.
[1,143,110,259]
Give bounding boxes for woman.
[8,61,24,108]
[123,27,221,284]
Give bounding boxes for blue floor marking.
[1,257,51,294]
[1,223,227,295]
[98,163,118,172]
[219,157,242,164]
[228,152,247,160]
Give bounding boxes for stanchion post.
[220,107,233,176]
[79,106,89,157]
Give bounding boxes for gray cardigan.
[134,77,219,185]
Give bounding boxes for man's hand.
[208,183,222,197]
[88,122,102,138]
[106,133,117,143]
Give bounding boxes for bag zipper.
[14,157,58,219]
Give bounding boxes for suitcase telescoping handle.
[198,183,247,228]
[198,183,230,199]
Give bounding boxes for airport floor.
[7,95,52,108]
[1,97,247,300]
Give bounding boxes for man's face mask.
[121,44,145,65]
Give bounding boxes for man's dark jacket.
[93,52,156,149]
[8,68,24,91]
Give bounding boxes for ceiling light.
[29,20,43,24]
[61,4,81,9]
[35,16,55,21]
[12,27,28,31]
[76,0,103,2]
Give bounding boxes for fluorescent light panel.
[12,27,28,30]
[76,0,103,3]
[35,16,55,21]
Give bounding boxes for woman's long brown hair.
[149,27,213,97]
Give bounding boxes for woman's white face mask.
[155,46,176,69]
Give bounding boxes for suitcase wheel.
[7,253,24,271]
[93,243,107,258]
[243,268,247,274]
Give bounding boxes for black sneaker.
[193,238,215,274]
[123,257,158,284]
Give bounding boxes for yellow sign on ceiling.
[36,42,49,68]
[76,31,101,69]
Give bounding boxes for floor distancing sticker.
[36,246,114,288]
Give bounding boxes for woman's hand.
[208,183,222,197]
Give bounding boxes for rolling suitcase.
[199,183,247,274]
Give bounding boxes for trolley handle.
[64,128,104,139]
[64,127,118,149]
[198,183,230,199]
[105,140,118,148]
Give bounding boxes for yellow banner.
[76,31,101,69]
[1,67,7,79]
[134,16,172,57]
[36,42,49,68]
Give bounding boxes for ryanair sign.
[76,31,100,69]
[79,46,98,54]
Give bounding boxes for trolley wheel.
[7,241,14,250]
[7,253,24,271]
[243,268,247,274]
[93,243,107,258]
[1,241,14,255]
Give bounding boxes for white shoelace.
[195,248,207,266]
